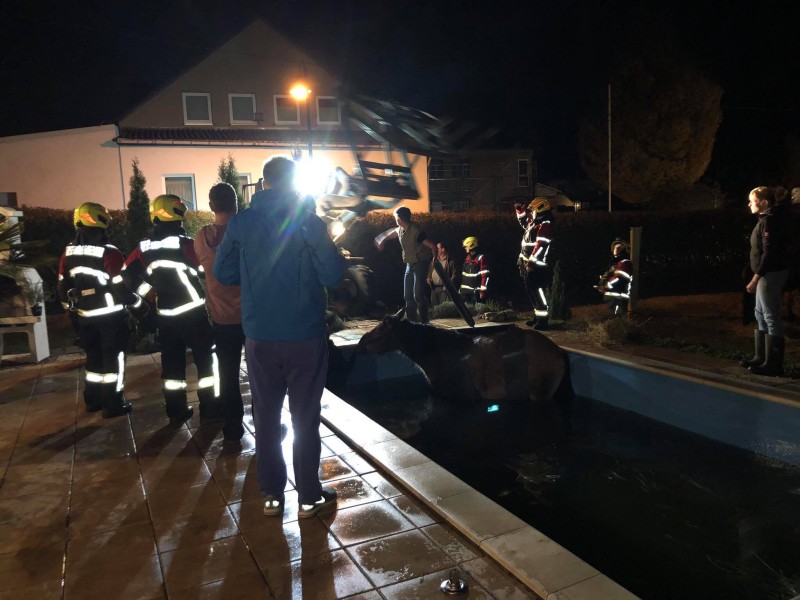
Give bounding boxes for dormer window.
[316,97,340,124]
[274,95,300,124]
[229,94,257,125]
[183,93,212,125]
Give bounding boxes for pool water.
[343,377,800,600]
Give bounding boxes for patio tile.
[421,523,481,563]
[160,536,259,594]
[65,547,163,600]
[168,571,269,600]
[148,481,227,520]
[461,556,540,599]
[153,505,238,553]
[0,542,65,593]
[380,566,493,600]
[245,516,340,570]
[325,499,413,547]
[262,548,373,599]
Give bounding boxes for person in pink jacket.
[194,183,245,441]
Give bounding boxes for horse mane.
[393,320,475,356]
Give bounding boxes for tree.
[578,52,723,206]
[217,154,246,211]
[127,158,150,249]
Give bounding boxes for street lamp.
[290,83,313,158]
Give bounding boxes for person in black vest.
[122,195,221,424]
[58,202,132,418]
[375,206,436,323]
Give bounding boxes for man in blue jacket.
[214,156,346,519]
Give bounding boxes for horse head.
[358,309,406,354]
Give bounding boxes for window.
[517,159,530,187]
[274,95,299,124]
[164,175,196,210]
[430,159,444,179]
[182,93,212,125]
[316,97,340,124]
[238,174,252,205]
[229,94,256,125]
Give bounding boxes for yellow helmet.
[528,197,552,213]
[73,202,111,229]
[150,194,187,223]
[462,236,479,252]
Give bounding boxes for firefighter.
[121,194,220,425]
[597,238,633,315]
[58,202,132,418]
[460,236,490,303]
[517,197,553,329]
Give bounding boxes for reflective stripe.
[536,236,551,243]
[140,237,181,251]
[68,266,110,285]
[77,292,125,318]
[130,296,142,308]
[66,245,105,257]
[116,351,125,393]
[85,371,118,384]
[534,309,549,317]
[538,288,548,306]
[146,260,199,278]
[111,275,124,284]
[136,282,153,296]
[157,298,206,316]
[164,379,187,390]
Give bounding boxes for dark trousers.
[523,266,552,318]
[80,315,129,411]
[159,316,218,418]
[245,335,328,504]
[212,322,245,435]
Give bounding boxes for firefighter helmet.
[528,197,552,213]
[611,238,630,254]
[150,194,187,223]
[462,236,479,252]
[73,202,111,229]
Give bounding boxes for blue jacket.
[213,188,345,341]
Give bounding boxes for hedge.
[15,204,793,314]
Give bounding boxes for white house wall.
[0,125,124,211]
[0,126,430,212]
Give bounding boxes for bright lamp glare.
[294,157,332,198]
[330,220,346,239]
[290,84,310,100]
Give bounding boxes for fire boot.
[198,387,225,425]
[749,334,784,376]
[533,317,549,331]
[102,391,132,419]
[83,383,103,413]
[419,304,429,325]
[164,389,194,425]
[405,305,419,322]
[739,330,765,367]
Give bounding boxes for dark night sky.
[2,0,799,195]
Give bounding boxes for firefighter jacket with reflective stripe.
[460,252,490,294]
[58,243,129,318]
[602,257,633,300]
[519,217,553,268]
[123,235,207,321]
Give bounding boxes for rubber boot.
[533,317,549,331]
[739,330,765,367]
[165,390,194,425]
[102,391,132,419]
[749,334,784,376]
[405,305,419,322]
[419,304,429,325]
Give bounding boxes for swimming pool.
[339,353,800,600]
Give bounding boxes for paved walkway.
[0,344,537,599]
[2,316,797,599]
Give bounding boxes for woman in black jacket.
[741,186,791,375]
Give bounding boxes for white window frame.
[163,174,197,211]
[316,96,341,124]
[182,93,212,126]
[229,93,257,125]
[274,95,300,125]
[517,159,530,187]
[238,174,252,205]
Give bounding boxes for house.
[0,20,429,213]
[429,149,536,211]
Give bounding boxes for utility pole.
[608,84,612,213]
